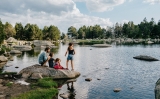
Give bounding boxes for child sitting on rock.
[54,58,65,69]
[48,53,55,68]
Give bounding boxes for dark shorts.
[67,54,74,60]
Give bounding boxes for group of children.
[48,53,65,69]
[48,43,75,70]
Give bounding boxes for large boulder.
[0,56,8,63]
[155,78,160,99]
[18,64,80,79]
[133,55,159,61]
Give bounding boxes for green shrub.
[12,88,58,99]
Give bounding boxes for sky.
[0,0,160,33]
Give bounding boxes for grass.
[12,77,58,99]
[12,88,58,99]
[36,77,58,88]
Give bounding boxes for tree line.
[0,19,61,44]
[1,17,160,44]
[65,17,160,39]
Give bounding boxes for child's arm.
[73,49,75,55]
[65,50,68,56]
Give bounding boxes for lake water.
[3,43,160,99]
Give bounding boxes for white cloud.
[73,0,126,12]
[143,0,160,4]
[0,0,113,33]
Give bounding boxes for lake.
[3,43,160,99]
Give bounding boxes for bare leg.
[71,60,74,70]
[66,60,69,69]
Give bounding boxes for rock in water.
[155,78,160,99]
[113,88,121,92]
[133,55,159,61]
[18,64,80,79]
[10,50,22,54]
[85,78,92,81]
[0,56,8,63]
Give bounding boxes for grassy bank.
[12,77,58,99]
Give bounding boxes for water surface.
[3,44,160,99]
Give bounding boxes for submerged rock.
[18,64,80,79]
[133,55,159,61]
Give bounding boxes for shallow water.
[3,44,160,99]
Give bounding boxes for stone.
[97,78,101,80]
[18,64,81,79]
[105,68,109,70]
[113,88,121,92]
[0,62,7,69]
[4,75,8,78]
[0,91,4,95]
[15,66,19,68]
[147,41,154,44]
[0,95,5,98]
[85,78,92,81]
[155,78,160,99]
[30,73,43,79]
[0,56,8,63]
[10,50,22,54]
[0,79,3,83]
[59,91,70,99]
[133,55,159,61]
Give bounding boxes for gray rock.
[85,78,92,81]
[0,95,5,98]
[133,55,159,61]
[113,88,121,92]
[0,56,8,63]
[155,78,160,99]
[18,64,80,79]
[97,78,101,80]
[30,73,43,79]
[0,79,3,84]
[10,50,22,54]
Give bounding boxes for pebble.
[85,78,92,82]
[113,88,121,92]
[15,66,19,68]
[97,78,101,80]
[0,95,5,98]
[105,68,109,70]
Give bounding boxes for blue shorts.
[67,54,74,60]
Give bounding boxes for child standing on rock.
[65,43,75,71]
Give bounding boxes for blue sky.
[0,0,160,32]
